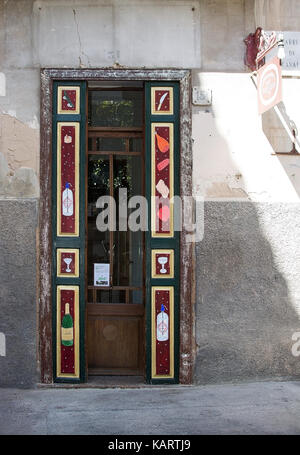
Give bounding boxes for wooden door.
[86,87,145,375]
[50,77,181,385]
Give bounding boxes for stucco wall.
[192,72,300,201]
[4,0,300,201]
[195,201,300,384]
[1,0,300,386]
[0,200,38,387]
[255,0,300,30]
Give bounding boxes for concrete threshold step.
[37,375,193,389]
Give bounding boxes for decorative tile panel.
[151,87,174,115]
[151,249,174,279]
[57,86,80,114]
[151,286,174,379]
[151,123,174,238]
[57,248,79,278]
[56,285,80,379]
[57,122,80,237]
[53,81,86,384]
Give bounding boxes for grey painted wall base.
[195,202,300,384]
[0,199,38,387]
[2,199,300,387]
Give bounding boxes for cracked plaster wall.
[2,0,300,386]
[2,0,300,201]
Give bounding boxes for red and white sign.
[257,56,282,115]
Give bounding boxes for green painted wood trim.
[52,81,87,383]
[145,82,180,384]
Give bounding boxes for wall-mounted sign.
[266,31,300,71]
[192,88,212,106]
[257,56,282,115]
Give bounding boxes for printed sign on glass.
[94,263,110,287]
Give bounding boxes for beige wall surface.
[192,72,300,202]
[255,0,300,30]
[2,0,300,387]
[1,0,300,200]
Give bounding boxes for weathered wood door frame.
[39,68,194,384]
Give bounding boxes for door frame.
[86,96,146,376]
[39,68,194,384]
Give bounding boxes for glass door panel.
[87,140,144,304]
[87,87,145,376]
[87,154,110,289]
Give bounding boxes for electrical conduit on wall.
[0,333,6,357]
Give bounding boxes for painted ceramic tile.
[57,249,79,278]
[57,86,80,114]
[151,123,174,238]
[152,286,174,379]
[56,285,80,378]
[151,249,174,279]
[151,87,174,115]
[57,122,79,237]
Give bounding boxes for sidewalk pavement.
[0,380,300,435]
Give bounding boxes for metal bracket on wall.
[250,73,300,155]
[273,105,300,155]
[0,333,6,357]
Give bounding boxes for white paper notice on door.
[94,263,110,287]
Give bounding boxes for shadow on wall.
[262,101,300,198]
[193,90,300,385]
